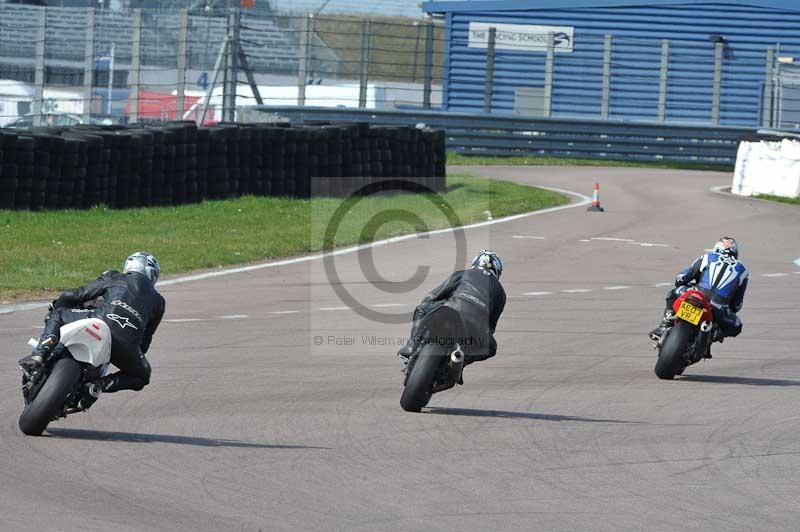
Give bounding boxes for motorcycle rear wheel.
[400,344,445,412]
[655,321,695,380]
[19,357,81,436]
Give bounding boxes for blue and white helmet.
[712,237,739,259]
[124,252,161,284]
[470,250,503,279]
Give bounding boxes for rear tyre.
[19,358,81,436]
[655,321,696,380]
[400,345,445,412]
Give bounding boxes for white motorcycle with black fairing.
[18,318,112,436]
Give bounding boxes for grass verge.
[754,194,800,205]
[447,152,733,172]
[0,174,567,301]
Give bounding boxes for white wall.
[732,139,800,198]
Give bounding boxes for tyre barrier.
[0,122,446,211]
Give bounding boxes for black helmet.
[470,250,503,279]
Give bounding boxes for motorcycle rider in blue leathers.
[649,237,748,356]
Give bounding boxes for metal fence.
[1,4,794,134]
[241,106,756,165]
[0,4,445,127]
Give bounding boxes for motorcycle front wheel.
[19,357,81,436]
[400,344,446,412]
[654,321,696,380]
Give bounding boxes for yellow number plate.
[676,301,703,325]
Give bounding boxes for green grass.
[447,152,733,172]
[755,194,800,205]
[0,174,567,300]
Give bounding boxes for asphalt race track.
[1,166,799,531]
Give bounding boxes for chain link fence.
[0,4,445,128]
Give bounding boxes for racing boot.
[18,334,58,372]
[649,310,674,341]
[397,319,423,360]
[704,329,725,359]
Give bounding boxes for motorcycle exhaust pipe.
[447,344,465,383]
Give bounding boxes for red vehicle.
[654,286,716,380]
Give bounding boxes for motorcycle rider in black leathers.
[398,250,506,378]
[19,252,165,406]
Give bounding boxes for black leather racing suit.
[40,271,165,393]
[408,268,506,365]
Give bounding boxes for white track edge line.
[0,185,590,315]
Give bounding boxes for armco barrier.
[240,106,755,165]
[0,123,446,211]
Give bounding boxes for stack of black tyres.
[265,126,286,197]
[15,136,35,210]
[0,130,17,209]
[126,129,155,206]
[160,126,178,206]
[1,122,446,211]
[59,136,85,209]
[431,129,446,191]
[73,128,122,208]
[195,128,210,200]
[184,124,198,204]
[146,129,165,206]
[121,131,141,207]
[63,132,101,208]
[237,126,252,196]
[283,128,298,197]
[249,126,264,196]
[221,125,240,198]
[206,127,228,200]
[165,121,198,205]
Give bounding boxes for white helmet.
[124,252,161,284]
[470,250,503,279]
[712,237,739,259]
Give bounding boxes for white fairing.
[58,318,112,367]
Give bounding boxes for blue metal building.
[423,0,800,127]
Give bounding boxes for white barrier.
[732,138,800,198]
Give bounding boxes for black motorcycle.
[400,305,468,412]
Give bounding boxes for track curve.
[1,166,799,531]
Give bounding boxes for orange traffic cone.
[587,182,605,212]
